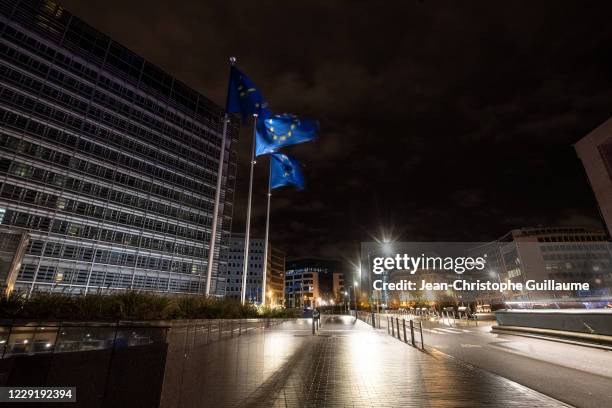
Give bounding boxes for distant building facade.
[266,245,285,307]
[223,234,285,305]
[0,0,238,294]
[576,117,612,238]
[332,271,344,299]
[285,259,342,308]
[474,227,612,300]
[224,235,265,302]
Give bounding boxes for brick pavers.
[165,316,568,408]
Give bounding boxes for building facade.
[475,227,612,300]
[576,117,612,238]
[266,245,285,307]
[224,236,264,302]
[285,259,342,308]
[223,234,285,305]
[332,271,344,300]
[0,0,238,294]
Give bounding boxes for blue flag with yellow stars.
[226,66,270,118]
[270,153,305,190]
[255,113,318,156]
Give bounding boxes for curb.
[491,325,612,351]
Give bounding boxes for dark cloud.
[59,0,610,260]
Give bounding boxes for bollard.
[372,312,376,328]
[396,318,401,340]
[402,319,407,343]
[312,317,315,335]
[409,319,415,346]
[391,317,395,337]
[419,321,424,349]
[387,316,390,334]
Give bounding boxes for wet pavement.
[409,317,612,408]
[162,315,569,407]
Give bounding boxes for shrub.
[0,291,295,321]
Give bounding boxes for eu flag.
[270,153,305,190]
[226,66,270,118]
[256,113,318,156]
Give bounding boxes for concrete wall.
[496,310,612,336]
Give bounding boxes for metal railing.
[377,307,479,326]
[355,311,380,328]
[165,318,289,351]
[356,312,425,350]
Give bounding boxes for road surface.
[382,315,612,408]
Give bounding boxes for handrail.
[356,312,425,350]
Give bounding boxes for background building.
[332,271,344,300]
[223,234,285,305]
[576,117,612,238]
[475,227,612,300]
[285,259,342,308]
[266,245,285,307]
[0,0,238,294]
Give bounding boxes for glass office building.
[0,0,238,294]
[285,259,341,308]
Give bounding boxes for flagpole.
[241,114,257,305]
[204,57,236,297]
[261,161,272,306]
[204,113,228,296]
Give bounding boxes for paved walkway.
[162,315,569,407]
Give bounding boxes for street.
[384,316,612,408]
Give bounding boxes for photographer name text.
[372,279,590,292]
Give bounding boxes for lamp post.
[343,291,348,314]
[347,282,359,319]
[354,281,358,318]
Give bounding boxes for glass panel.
[55,326,116,353]
[115,327,166,348]
[4,326,37,356]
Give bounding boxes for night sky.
[60,0,612,262]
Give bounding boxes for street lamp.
[347,281,359,319]
[354,281,359,316]
[344,291,348,313]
